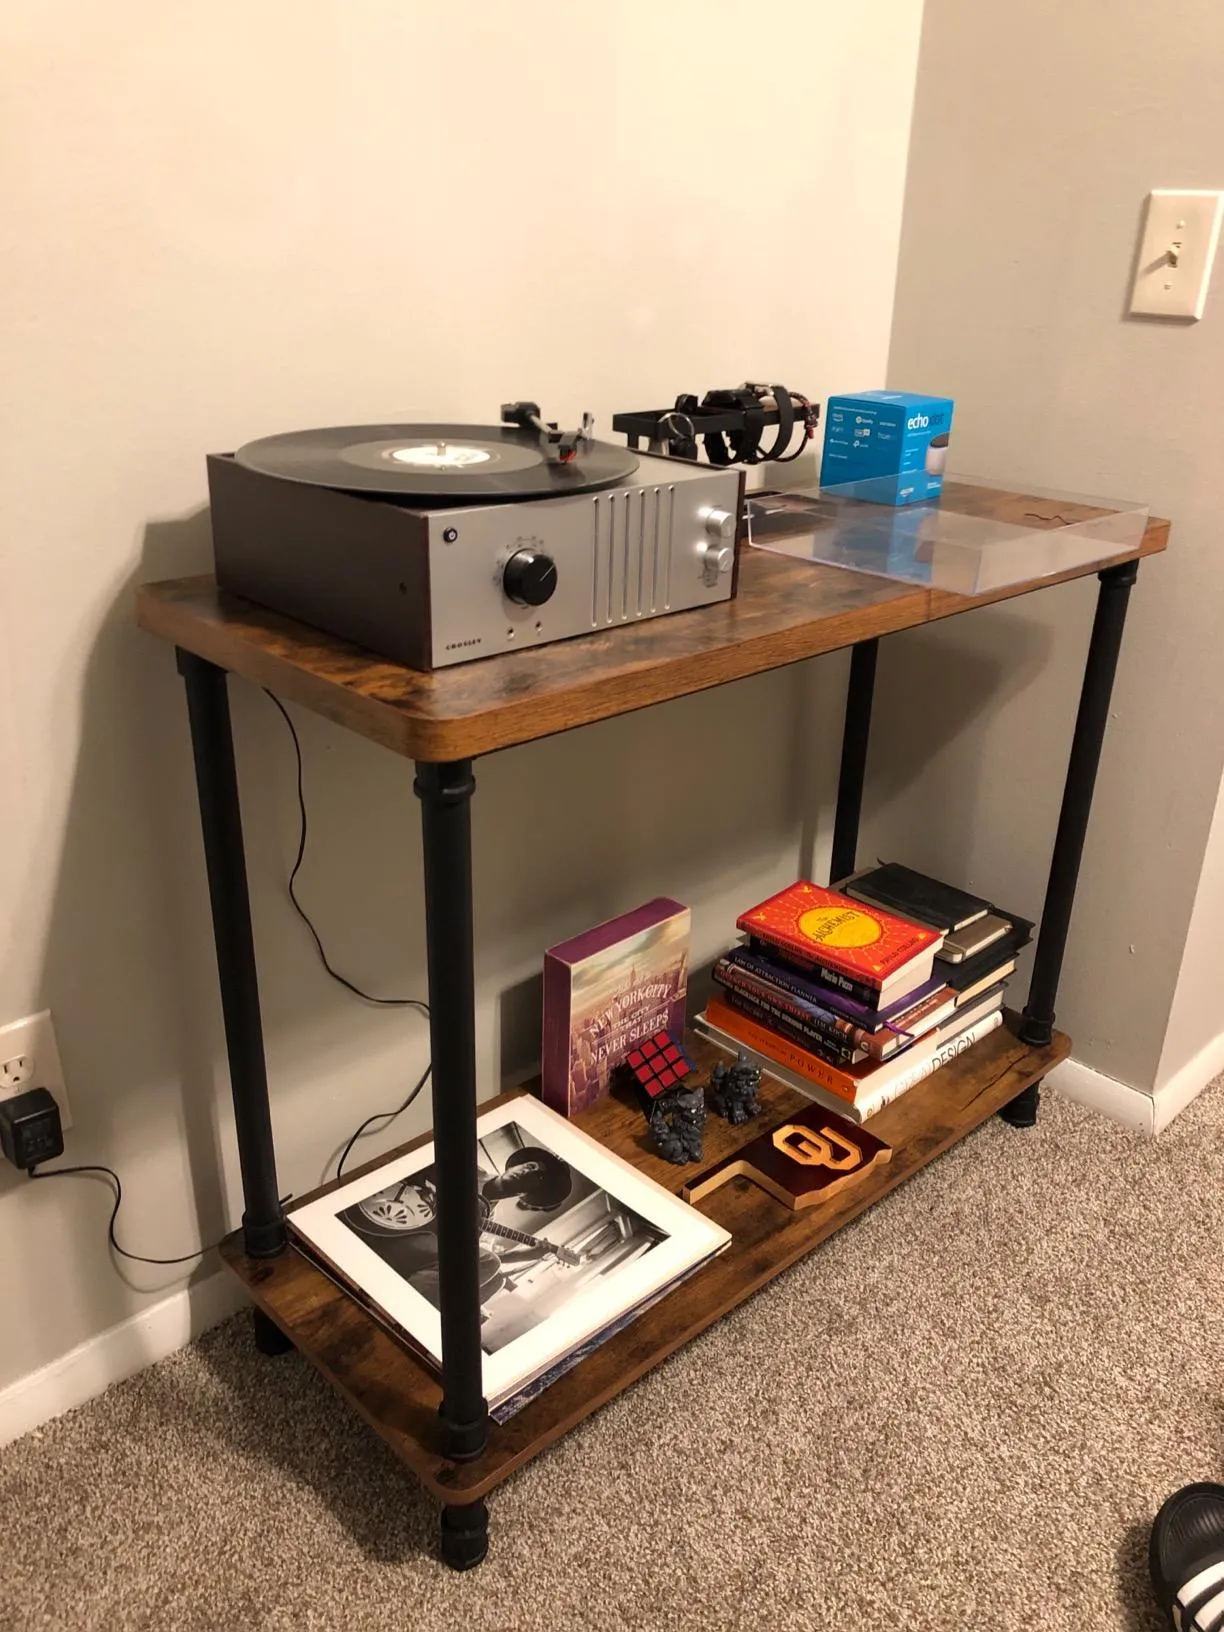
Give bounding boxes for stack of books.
[695,868,1032,1123]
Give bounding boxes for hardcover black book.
[846,864,990,933]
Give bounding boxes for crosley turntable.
[208,403,744,671]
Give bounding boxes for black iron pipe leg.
[414,759,490,1551]
[177,650,286,1257]
[1020,560,1139,1045]
[830,639,879,883]
[252,1308,294,1356]
[440,1498,489,1571]
[998,1079,1042,1130]
[1006,558,1140,1121]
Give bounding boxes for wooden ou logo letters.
[683,1104,891,1212]
[771,1122,863,1171]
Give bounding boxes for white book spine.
[851,1008,1004,1119]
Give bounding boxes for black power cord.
[263,690,429,1017]
[335,1060,432,1178]
[27,697,434,1266]
[25,1164,298,1266]
[263,690,434,1175]
[26,1164,227,1265]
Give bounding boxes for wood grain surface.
[220,1015,1068,1503]
[136,491,1168,763]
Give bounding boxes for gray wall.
[874,0,1224,1090]
[0,1,923,1404]
[1159,776,1224,1082]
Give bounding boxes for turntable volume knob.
[503,548,558,607]
[701,506,738,542]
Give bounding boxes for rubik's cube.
[624,1031,693,1109]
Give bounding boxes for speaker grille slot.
[591,486,674,626]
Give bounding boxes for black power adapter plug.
[0,1087,65,1171]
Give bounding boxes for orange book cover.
[706,997,864,1102]
[736,880,940,985]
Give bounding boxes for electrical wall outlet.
[0,1053,33,1091]
[0,1011,71,1131]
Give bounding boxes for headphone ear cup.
[726,398,765,465]
[701,387,763,466]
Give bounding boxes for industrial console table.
[136,484,1167,1569]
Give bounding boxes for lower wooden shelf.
[219,1013,1068,1504]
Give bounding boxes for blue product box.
[820,391,955,506]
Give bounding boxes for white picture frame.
[288,1094,729,1407]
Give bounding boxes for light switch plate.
[1129,189,1224,320]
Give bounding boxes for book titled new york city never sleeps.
[542,899,690,1117]
[737,880,944,1006]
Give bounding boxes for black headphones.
[614,385,819,465]
[700,387,767,465]
[698,384,816,466]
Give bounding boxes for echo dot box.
[820,391,955,506]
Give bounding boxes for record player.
[208,403,744,671]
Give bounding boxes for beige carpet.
[4,1078,1223,1632]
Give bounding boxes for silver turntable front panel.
[423,456,741,667]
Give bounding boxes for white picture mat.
[288,1095,729,1403]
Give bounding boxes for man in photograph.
[341,1146,575,1316]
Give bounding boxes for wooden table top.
[137,486,1168,763]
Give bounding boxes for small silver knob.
[701,543,734,586]
[701,506,737,542]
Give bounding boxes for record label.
[387,443,493,470]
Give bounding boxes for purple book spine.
[726,945,939,1029]
[541,952,574,1116]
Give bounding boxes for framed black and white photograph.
[288,1095,729,1407]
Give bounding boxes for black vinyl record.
[234,422,639,503]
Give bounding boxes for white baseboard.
[1152,1029,1224,1135]
[1049,1028,1224,1138]
[0,1269,245,1449]
[1048,1057,1156,1134]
